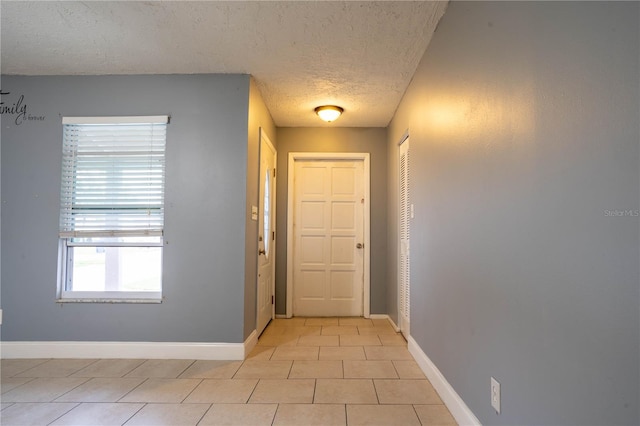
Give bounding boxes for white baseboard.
[275,314,288,319]
[243,330,258,358]
[408,336,481,426]
[368,314,388,320]
[369,314,400,332]
[386,315,401,332]
[1,338,253,360]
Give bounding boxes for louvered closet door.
[399,138,411,338]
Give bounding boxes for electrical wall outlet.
[491,377,501,414]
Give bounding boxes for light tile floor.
[1,318,457,425]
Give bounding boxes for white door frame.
[286,152,371,318]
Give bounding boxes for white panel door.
[399,137,410,338]
[257,131,276,336]
[293,160,364,316]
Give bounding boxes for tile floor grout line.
[1,376,37,394]
[66,358,101,377]
[179,378,204,403]
[8,358,53,378]
[44,401,81,426]
[194,402,214,426]
[270,402,279,426]
[116,377,149,402]
[312,378,317,403]
[286,358,294,378]
[344,403,349,426]
[231,358,246,378]
[119,401,147,426]
[175,359,198,379]
[411,403,424,426]
[51,376,92,402]
[8,358,52,377]
[0,403,13,411]
[391,359,401,380]
[372,378,381,405]
[119,359,147,378]
[245,377,261,404]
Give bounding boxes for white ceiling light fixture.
[315,105,344,123]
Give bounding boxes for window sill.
[56,298,162,304]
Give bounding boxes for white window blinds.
[59,116,168,238]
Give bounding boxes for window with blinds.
[58,116,168,302]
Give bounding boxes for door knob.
[356,243,363,249]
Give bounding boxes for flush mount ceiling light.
[315,105,344,122]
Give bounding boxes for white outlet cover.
[491,377,501,414]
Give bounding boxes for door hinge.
[273,168,276,177]
[272,231,275,240]
[271,295,274,304]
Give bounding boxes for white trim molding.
[368,314,389,320]
[1,336,258,361]
[408,336,481,426]
[369,314,400,332]
[243,330,258,359]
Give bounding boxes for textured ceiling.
[1,1,447,127]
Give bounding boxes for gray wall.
[244,78,277,339]
[275,127,387,316]
[1,74,251,343]
[387,2,639,424]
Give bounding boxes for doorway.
[256,129,276,336]
[286,153,370,318]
